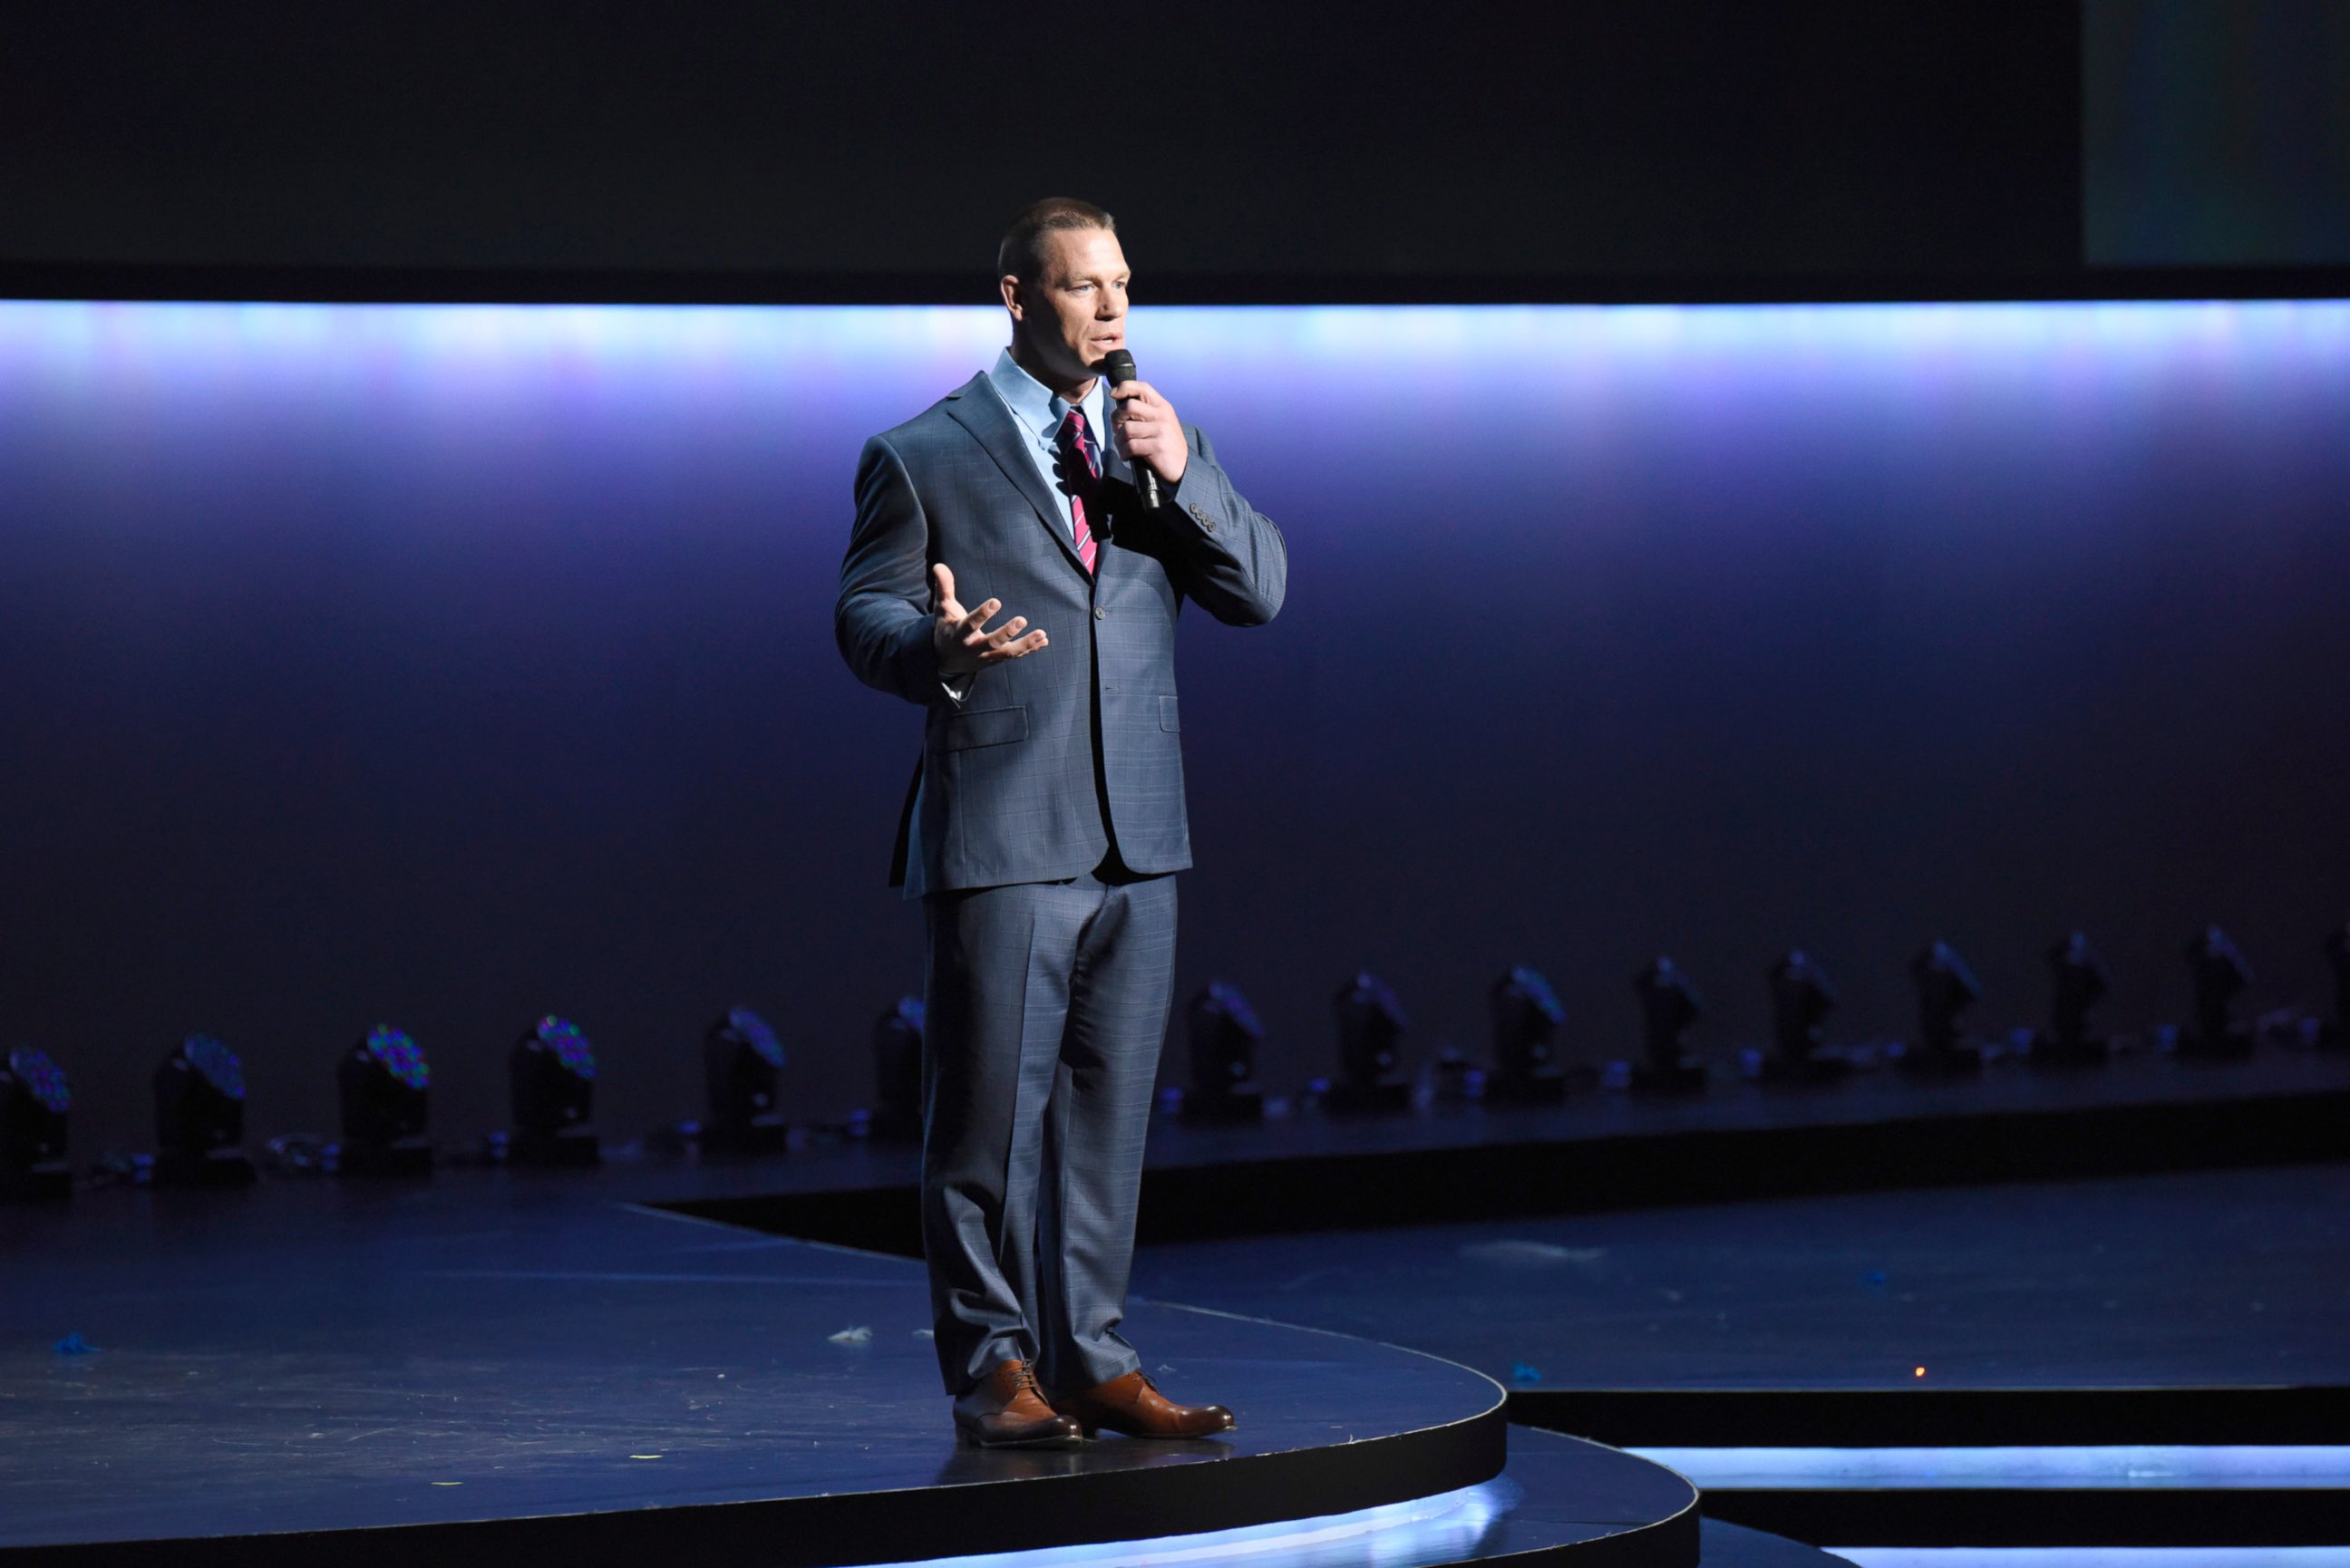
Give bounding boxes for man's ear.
[999,274,1024,322]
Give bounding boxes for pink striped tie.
[1058,408,1101,576]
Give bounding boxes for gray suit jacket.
[836,371,1287,897]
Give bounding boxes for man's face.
[1005,227,1129,385]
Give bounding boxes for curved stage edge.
[0,1187,1714,1568]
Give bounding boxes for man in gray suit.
[836,198,1286,1448]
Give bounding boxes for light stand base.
[1633,1059,1709,1095]
[2178,1027,2256,1060]
[1761,1054,1854,1085]
[1,1159,72,1200]
[156,1147,257,1187]
[339,1139,433,1177]
[505,1128,601,1167]
[1178,1086,1267,1124]
[1322,1079,1413,1115]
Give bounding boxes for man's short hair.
[997,198,1117,284]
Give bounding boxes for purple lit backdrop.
[3,301,2346,1158]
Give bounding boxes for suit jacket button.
[1190,502,1216,532]
[1093,606,1107,621]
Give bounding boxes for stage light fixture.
[337,1025,432,1176]
[1631,957,1707,1093]
[863,996,925,1141]
[2325,924,2350,1051]
[1487,966,1587,1102]
[1327,972,1412,1112]
[1181,982,1267,1123]
[508,1015,600,1166]
[2034,931,2112,1066]
[1903,942,1985,1075]
[1763,950,1849,1084]
[2180,925,2255,1059]
[154,1033,257,1186]
[704,1005,790,1154]
[0,1047,72,1199]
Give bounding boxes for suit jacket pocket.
[939,704,1030,751]
[1158,695,1180,732]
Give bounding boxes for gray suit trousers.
[920,866,1177,1396]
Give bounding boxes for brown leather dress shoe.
[1055,1370,1236,1439]
[953,1359,1086,1449]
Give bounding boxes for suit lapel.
[943,374,1089,577]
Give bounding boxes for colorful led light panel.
[181,1034,245,1099]
[364,1026,431,1089]
[7,1048,71,1115]
[728,1008,786,1069]
[534,1016,597,1079]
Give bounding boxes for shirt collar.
[988,346,1106,446]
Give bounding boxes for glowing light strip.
[858,1480,1509,1568]
[1837,1552,2350,1568]
[1630,1446,2350,1489]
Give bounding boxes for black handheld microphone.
[1099,348,1160,509]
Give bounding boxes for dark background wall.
[2,2,2083,287]
[4,298,2345,1160]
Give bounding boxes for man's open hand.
[932,562,1048,676]
[1109,379,1189,488]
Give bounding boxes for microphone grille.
[1101,348,1138,384]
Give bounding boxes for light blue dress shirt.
[986,346,1109,547]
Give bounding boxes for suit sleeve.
[1153,424,1287,627]
[835,434,945,704]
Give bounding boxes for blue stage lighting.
[704,1005,789,1154]
[1,1047,72,1199]
[1181,982,1267,1123]
[155,1033,257,1186]
[862,996,924,1141]
[1764,950,1849,1084]
[1632,957,1708,1094]
[338,1025,432,1176]
[1327,972,1411,1113]
[508,1015,599,1166]
[1488,966,1588,1102]
[1903,942,1986,1076]
[2180,926,2256,1059]
[2035,931,2113,1066]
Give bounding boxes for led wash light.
[507,1015,599,1166]
[2034,931,2113,1067]
[1632,957,1707,1094]
[1326,972,1412,1113]
[1764,950,1848,1084]
[0,1047,72,1199]
[862,996,924,1142]
[1181,981,1267,1123]
[703,1006,789,1154]
[1904,942,1985,1077]
[154,1033,257,1186]
[1488,965,1587,1102]
[339,1025,432,1176]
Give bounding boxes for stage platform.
[6,1046,2341,1560]
[1120,1161,2350,1550]
[653,1045,2350,1251]
[0,1176,1760,1567]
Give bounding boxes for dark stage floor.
[1127,1161,2350,1392]
[9,1048,2342,1562]
[0,1176,1725,1566]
